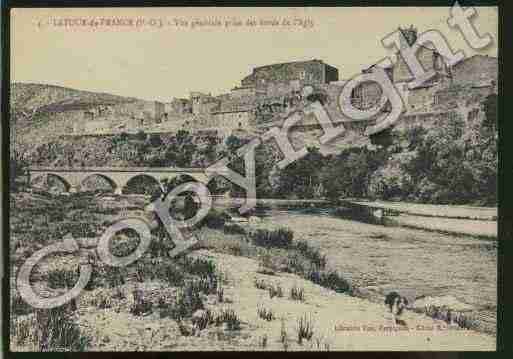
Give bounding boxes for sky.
[11,6,498,102]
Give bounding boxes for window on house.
[299,71,306,80]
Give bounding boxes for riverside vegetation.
[9,189,354,351]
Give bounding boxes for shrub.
[11,315,38,348]
[158,296,174,319]
[11,294,33,316]
[192,309,215,331]
[113,287,126,300]
[202,237,253,257]
[130,289,153,316]
[296,314,314,344]
[268,283,284,299]
[251,228,293,249]
[109,231,140,257]
[167,281,205,320]
[135,261,156,282]
[289,285,305,302]
[217,285,225,303]
[424,305,478,330]
[294,240,327,270]
[199,209,230,229]
[64,222,98,238]
[176,320,192,336]
[215,309,241,331]
[285,253,306,274]
[83,265,103,291]
[35,306,91,351]
[105,267,127,288]
[223,223,246,235]
[95,290,113,310]
[156,262,184,286]
[280,318,289,350]
[190,276,218,295]
[308,268,351,293]
[254,278,268,290]
[257,306,275,321]
[149,237,174,258]
[257,250,278,275]
[260,334,268,348]
[180,256,216,278]
[48,269,79,289]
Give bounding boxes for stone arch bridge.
[27,167,210,195]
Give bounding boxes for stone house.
[240,59,339,93]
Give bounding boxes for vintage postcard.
[7,5,498,352]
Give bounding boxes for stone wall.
[241,59,338,90]
[230,86,255,99]
[433,84,494,109]
[451,54,498,86]
[191,92,219,116]
[212,111,251,133]
[392,46,449,84]
[168,98,192,116]
[406,84,440,112]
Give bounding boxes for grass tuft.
[289,285,305,301]
[254,278,268,290]
[35,306,91,351]
[250,228,294,249]
[11,294,33,316]
[257,306,275,321]
[48,268,79,289]
[296,314,314,344]
[224,223,246,235]
[308,268,351,293]
[215,308,241,331]
[268,283,284,299]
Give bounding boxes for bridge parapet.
[28,167,206,173]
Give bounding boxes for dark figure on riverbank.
[385,291,409,326]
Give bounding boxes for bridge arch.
[122,174,163,196]
[31,173,71,193]
[81,173,118,193]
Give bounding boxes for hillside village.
[11,27,497,153]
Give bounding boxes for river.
[252,205,497,334]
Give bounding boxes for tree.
[275,147,326,199]
[163,131,197,167]
[306,92,328,105]
[10,154,28,191]
[483,93,497,130]
[161,175,197,196]
[321,147,384,199]
[135,130,147,142]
